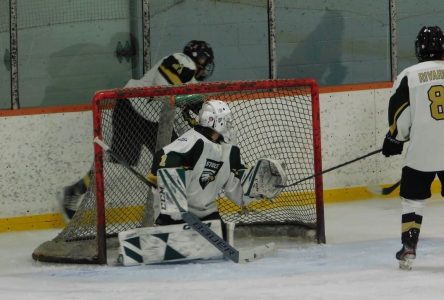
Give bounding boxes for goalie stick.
[276,149,382,188]
[93,137,275,264]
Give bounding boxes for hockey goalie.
[118,99,287,265]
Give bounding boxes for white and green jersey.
[149,126,246,218]
[388,60,444,171]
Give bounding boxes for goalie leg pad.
[118,220,223,266]
[157,168,189,221]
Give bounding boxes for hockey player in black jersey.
[382,26,444,270]
[60,40,214,221]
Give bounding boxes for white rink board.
[0,86,402,218]
[0,112,93,217]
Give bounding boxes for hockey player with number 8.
[382,26,444,270]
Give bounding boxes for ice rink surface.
[2,196,444,300]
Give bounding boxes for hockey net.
[33,79,324,264]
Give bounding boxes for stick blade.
[237,242,276,263]
[367,181,400,196]
[366,184,383,195]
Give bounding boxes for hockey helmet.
[198,100,231,136]
[415,26,444,62]
[183,40,215,81]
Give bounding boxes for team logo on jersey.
[173,63,184,74]
[199,159,223,189]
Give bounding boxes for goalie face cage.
[32,79,324,264]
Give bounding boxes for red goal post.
[33,79,324,265]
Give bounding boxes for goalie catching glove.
[240,158,287,200]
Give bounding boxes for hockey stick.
[93,137,275,263]
[277,149,382,188]
[367,180,401,196]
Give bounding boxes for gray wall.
[1,0,444,108]
[150,0,269,82]
[276,0,390,85]
[0,0,11,109]
[397,0,444,72]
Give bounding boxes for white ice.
[2,197,444,300]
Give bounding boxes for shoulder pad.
[158,53,196,85]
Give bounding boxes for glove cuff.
[385,133,403,145]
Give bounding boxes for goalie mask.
[198,100,232,137]
[183,40,215,81]
[415,26,444,62]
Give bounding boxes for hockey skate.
[58,180,87,222]
[396,228,419,270]
[396,245,416,270]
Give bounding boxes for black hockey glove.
[382,133,404,157]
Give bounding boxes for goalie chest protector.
[161,129,239,218]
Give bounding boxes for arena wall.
[0,83,440,231]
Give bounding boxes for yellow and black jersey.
[123,52,199,123]
[157,54,197,85]
[124,53,198,88]
[388,60,444,171]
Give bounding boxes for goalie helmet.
[183,40,215,81]
[415,26,444,62]
[198,100,231,137]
